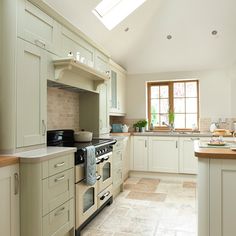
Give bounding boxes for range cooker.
[47,130,116,236]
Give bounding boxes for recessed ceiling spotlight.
[211,30,218,35]
[124,27,129,32]
[167,35,172,40]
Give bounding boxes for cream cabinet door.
[133,137,148,171]
[179,137,198,174]
[209,159,236,236]
[117,71,126,114]
[94,49,109,75]
[16,39,47,147]
[99,83,110,134]
[148,137,179,173]
[0,164,19,236]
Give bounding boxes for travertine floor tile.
[124,183,157,192]
[126,191,166,202]
[81,177,197,236]
[138,178,160,185]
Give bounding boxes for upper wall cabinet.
[60,27,95,67]
[109,60,126,116]
[94,49,109,76]
[16,39,47,148]
[17,0,61,54]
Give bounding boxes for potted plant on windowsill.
[134,120,148,132]
[168,110,175,132]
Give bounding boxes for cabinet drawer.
[43,168,74,216]
[97,184,113,208]
[43,199,74,236]
[113,140,123,151]
[44,154,74,177]
[18,0,60,53]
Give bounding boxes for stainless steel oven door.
[97,153,112,193]
[75,181,97,228]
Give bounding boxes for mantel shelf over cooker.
[53,58,109,90]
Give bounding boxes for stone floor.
[81,177,197,236]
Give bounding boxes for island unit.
[195,141,236,236]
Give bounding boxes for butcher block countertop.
[194,140,236,159]
[0,156,19,167]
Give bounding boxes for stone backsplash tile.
[47,88,80,131]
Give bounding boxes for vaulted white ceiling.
[44,0,236,74]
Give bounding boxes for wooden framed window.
[147,80,199,130]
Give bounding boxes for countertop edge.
[194,141,236,159]
[19,147,77,163]
[0,156,19,168]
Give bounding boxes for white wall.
[126,69,233,120]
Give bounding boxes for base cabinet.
[133,137,148,171]
[0,164,19,236]
[20,153,75,236]
[148,137,179,173]
[198,158,236,236]
[179,137,199,174]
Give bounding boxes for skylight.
[92,0,146,30]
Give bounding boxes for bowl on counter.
[74,131,93,142]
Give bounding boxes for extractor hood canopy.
[53,58,109,91]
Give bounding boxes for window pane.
[174,82,185,97]
[151,86,159,98]
[186,114,198,129]
[186,82,197,97]
[160,86,169,98]
[151,99,159,113]
[151,114,159,126]
[174,114,185,128]
[160,114,168,125]
[174,98,185,113]
[160,99,169,113]
[186,98,197,113]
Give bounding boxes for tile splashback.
[47,88,80,131]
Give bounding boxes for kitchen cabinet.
[112,139,124,197]
[60,26,95,67]
[99,83,110,134]
[94,49,109,76]
[148,137,179,173]
[16,39,47,148]
[109,60,126,115]
[198,158,236,236]
[20,153,75,236]
[179,137,199,174]
[18,0,61,54]
[122,136,130,180]
[0,164,20,236]
[133,136,148,171]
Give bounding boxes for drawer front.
[113,140,123,151]
[48,154,74,177]
[18,0,60,53]
[43,199,74,236]
[97,184,113,208]
[43,168,74,216]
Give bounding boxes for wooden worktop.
[0,156,19,167]
[194,141,236,159]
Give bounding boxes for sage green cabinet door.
[16,39,47,147]
[99,83,110,134]
[18,0,61,54]
[0,164,19,236]
[60,27,95,67]
[94,49,109,75]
